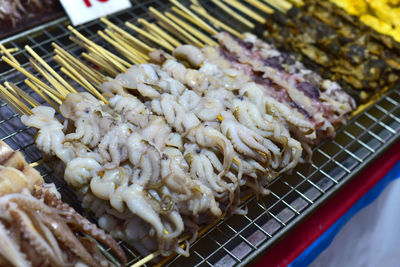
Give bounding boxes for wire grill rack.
[1,1,400,266]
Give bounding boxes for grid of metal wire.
[1,0,400,266]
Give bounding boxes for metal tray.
[1,0,400,266]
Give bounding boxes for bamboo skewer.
[83,46,122,76]
[29,161,41,168]
[165,11,218,46]
[4,82,18,96]
[68,25,128,68]
[170,0,217,35]
[59,66,91,92]
[25,79,61,114]
[0,84,32,115]
[171,6,217,37]
[29,58,70,98]
[0,93,27,115]
[268,0,292,11]
[171,6,197,25]
[81,52,119,77]
[161,19,202,47]
[244,0,274,14]
[211,0,255,28]
[53,54,92,94]
[98,30,144,65]
[221,0,266,23]
[149,7,204,47]
[67,26,130,71]
[52,46,105,87]
[100,17,154,53]
[156,20,191,46]
[25,45,77,94]
[104,28,148,63]
[4,82,40,109]
[53,54,109,104]
[86,45,128,74]
[10,78,64,123]
[0,90,26,115]
[111,30,151,61]
[130,252,160,267]
[0,46,18,54]
[286,0,304,7]
[135,3,242,48]
[190,4,243,38]
[2,56,66,102]
[139,19,183,48]
[30,79,63,106]
[0,43,19,65]
[125,21,173,51]
[262,0,292,12]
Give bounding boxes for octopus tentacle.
[191,126,234,176]
[221,119,266,162]
[0,219,31,267]
[163,211,184,239]
[98,124,132,169]
[266,98,315,137]
[9,209,66,267]
[39,212,98,267]
[30,212,66,266]
[33,187,127,266]
[202,149,238,190]
[8,194,55,215]
[78,237,114,267]
[185,150,225,195]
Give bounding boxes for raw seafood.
[18,30,355,258]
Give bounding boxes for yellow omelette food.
[329,0,400,41]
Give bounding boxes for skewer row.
[0,0,392,265]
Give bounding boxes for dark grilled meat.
[262,0,400,103]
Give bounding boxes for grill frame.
[1,1,400,266]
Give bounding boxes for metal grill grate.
[1,1,400,266]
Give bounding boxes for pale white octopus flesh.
[19,34,355,258]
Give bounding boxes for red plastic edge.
[253,140,400,267]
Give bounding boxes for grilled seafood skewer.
[0,140,127,267]
[261,0,400,102]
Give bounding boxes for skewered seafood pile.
[262,0,400,102]
[329,0,400,41]
[0,0,63,38]
[19,30,355,257]
[0,140,127,267]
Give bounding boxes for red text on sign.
[83,0,109,7]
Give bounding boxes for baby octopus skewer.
[5,18,355,259]
[152,49,303,173]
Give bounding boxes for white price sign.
[60,0,132,26]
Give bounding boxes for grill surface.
[1,1,400,266]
